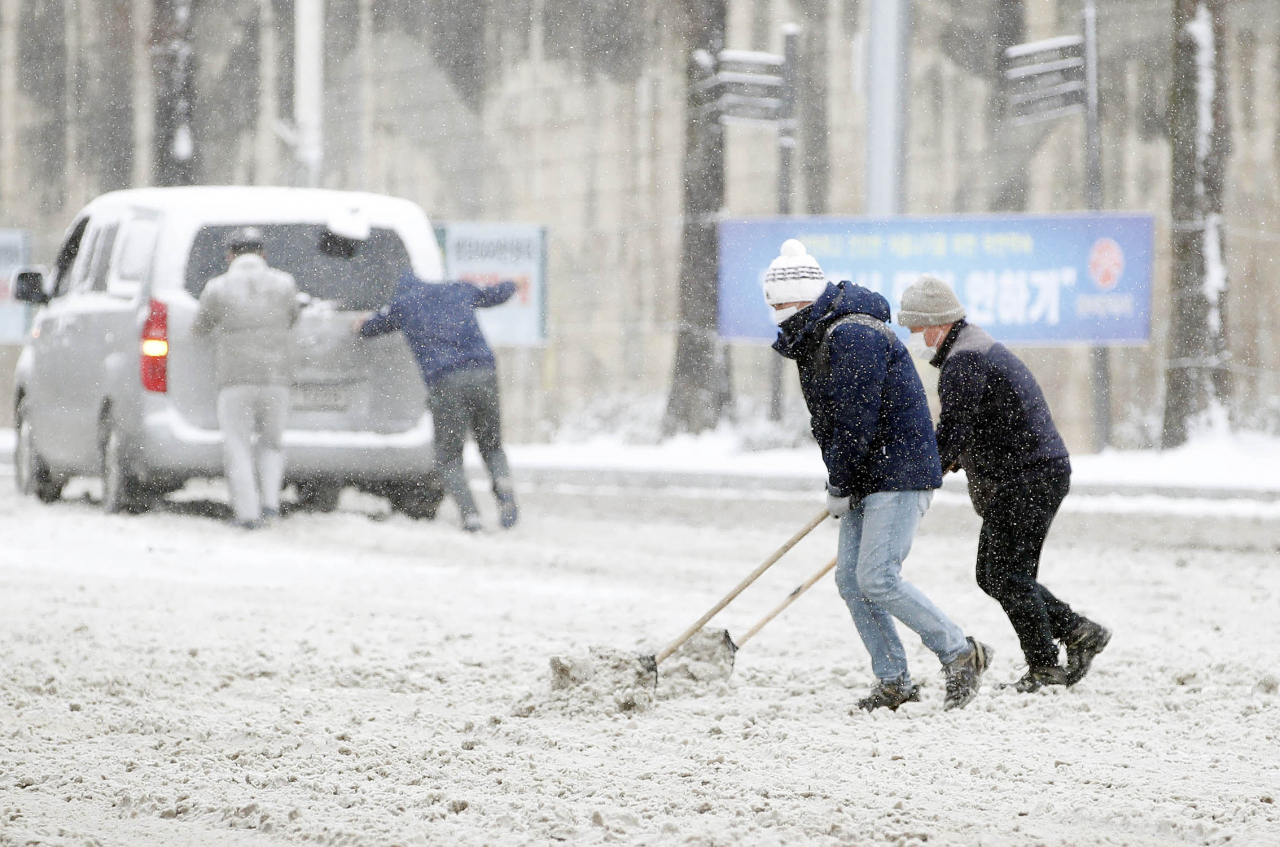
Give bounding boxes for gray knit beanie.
[897,274,966,328]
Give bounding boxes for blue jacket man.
[899,274,1110,693]
[358,271,519,531]
[766,240,991,712]
[362,271,518,385]
[776,281,943,502]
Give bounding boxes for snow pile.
[656,626,736,700]
[535,647,656,716]
[497,427,1280,496]
[1073,430,1280,493]
[532,628,738,717]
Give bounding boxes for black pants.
[427,365,511,518]
[975,473,1082,668]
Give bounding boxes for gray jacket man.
[193,227,300,528]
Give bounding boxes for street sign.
[718,213,1155,347]
[1003,35,1086,125]
[696,49,791,125]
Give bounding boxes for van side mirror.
[13,269,49,305]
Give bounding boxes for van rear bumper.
[139,408,437,480]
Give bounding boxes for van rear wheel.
[15,401,66,503]
[101,416,153,514]
[295,479,342,513]
[386,474,445,520]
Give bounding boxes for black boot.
[857,678,921,712]
[942,638,993,710]
[1010,664,1071,693]
[1064,619,1111,685]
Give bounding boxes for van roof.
[82,186,443,283]
[85,186,430,226]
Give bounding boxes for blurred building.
[1,0,1278,449]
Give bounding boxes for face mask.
[770,305,801,326]
[906,333,932,359]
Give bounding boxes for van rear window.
[185,224,411,310]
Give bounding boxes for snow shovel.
[733,555,838,650]
[640,508,829,676]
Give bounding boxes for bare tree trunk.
[1162,0,1231,447]
[152,0,198,187]
[663,0,727,435]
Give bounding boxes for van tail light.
[140,299,168,393]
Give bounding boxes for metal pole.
[295,0,324,188]
[865,0,910,215]
[0,0,18,209]
[770,25,801,422]
[1083,0,1110,451]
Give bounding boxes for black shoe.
[494,478,518,529]
[942,638,993,711]
[1010,664,1071,693]
[856,678,921,712]
[1064,619,1111,685]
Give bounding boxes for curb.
[478,462,1280,503]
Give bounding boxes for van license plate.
[292,384,349,411]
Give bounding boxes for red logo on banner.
[1088,238,1125,291]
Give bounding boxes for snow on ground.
[2,465,1278,846]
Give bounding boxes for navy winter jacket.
[774,281,944,499]
[360,271,517,385]
[931,320,1071,485]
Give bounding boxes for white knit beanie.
[762,239,828,306]
[897,274,966,328]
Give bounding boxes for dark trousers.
[427,365,511,518]
[975,473,1082,668]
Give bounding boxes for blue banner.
[719,213,1154,345]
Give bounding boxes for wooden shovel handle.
[734,555,838,649]
[653,508,829,666]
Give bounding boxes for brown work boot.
[856,678,921,712]
[942,638,993,710]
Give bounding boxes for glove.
[825,484,852,518]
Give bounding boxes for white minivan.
[12,186,445,518]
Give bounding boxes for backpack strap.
[812,313,897,376]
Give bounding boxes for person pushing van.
[355,271,519,533]
[193,227,301,529]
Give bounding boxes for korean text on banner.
[441,222,547,347]
[718,214,1154,346]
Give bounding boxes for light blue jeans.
[834,490,968,684]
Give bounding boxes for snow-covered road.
[2,472,1278,845]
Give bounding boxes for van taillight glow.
[140,299,168,393]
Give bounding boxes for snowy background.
[2,429,1279,845]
